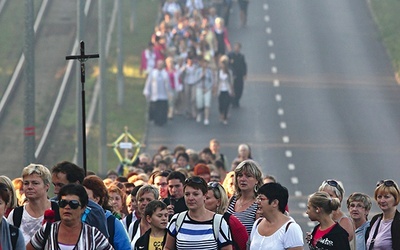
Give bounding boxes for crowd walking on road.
[1,137,399,249]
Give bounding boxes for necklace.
[238,198,254,208]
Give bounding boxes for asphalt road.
[145,0,400,237]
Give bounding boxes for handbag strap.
[368,216,382,250]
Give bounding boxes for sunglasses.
[325,179,339,188]
[208,182,220,189]
[185,176,205,185]
[58,199,81,209]
[376,179,399,192]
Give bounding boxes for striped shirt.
[30,221,113,250]
[226,196,258,235]
[168,212,232,250]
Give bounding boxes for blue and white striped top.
[168,212,232,250]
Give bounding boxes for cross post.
[66,40,99,175]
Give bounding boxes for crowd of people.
[142,0,247,126]
[0,138,399,250]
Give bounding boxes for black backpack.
[9,224,19,250]
[107,214,116,247]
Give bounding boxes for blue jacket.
[105,210,131,250]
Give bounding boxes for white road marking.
[263,4,269,10]
[273,79,280,87]
[291,177,299,184]
[270,53,275,60]
[271,66,277,73]
[266,27,272,34]
[278,108,284,115]
[285,150,292,157]
[298,202,306,208]
[280,121,287,129]
[282,136,289,143]
[295,190,302,197]
[275,94,282,102]
[288,163,295,170]
[264,15,270,22]
[268,40,274,47]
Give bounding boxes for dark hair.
[184,176,207,194]
[82,175,111,210]
[58,183,88,208]
[116,176,128,183]
[167,171,186,184]
[258,183,288,213]
[52,161,85,184]
[144,200,167,218]
[131,185,144,197]
[202,147,213,155]
[176,152,189,162]
[0,183,10,205]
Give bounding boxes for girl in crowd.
[205,181,248,250]
[164,176,233,250]
[366,179,400,249]
[222,171,235,198]
[215,55,234,125]
[0,182,25,249]
[307,191,350,250]
[0,175,18,217]
[226,160,263,235]
[248,183,303,250]
[318,179,355,245]
[108,184,128,219]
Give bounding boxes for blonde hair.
[309,191,341,214]
[208,182,228,214]
[0,176,18,209]
[374,180,400,206]
[22,164,51,185]
[234,160,263,199]
[222,171,235,198]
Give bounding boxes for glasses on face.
[185,176,205,185]
[59,199,81,209]
[325,179,339,188]
[349,203,365,209]
[377,179,399,192]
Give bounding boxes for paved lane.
[145,0,400,236]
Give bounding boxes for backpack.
[125,212,133,230]
[130,219,141,241]
[107,214,116,247]
[9,224,19,250]
[175,211,223,241]
[12,201,61,227]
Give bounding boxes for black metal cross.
[66,41,99,175]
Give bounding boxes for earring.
[316,210,319,213]
[254,185,258,193]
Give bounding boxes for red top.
[312,223,337,246]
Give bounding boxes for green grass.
[72,0,158,174]
[369,0,400,73]
[0,0,43,94]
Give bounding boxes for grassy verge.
[0,0,43,94]
[369,0,400,73]
[84,0,158,174]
